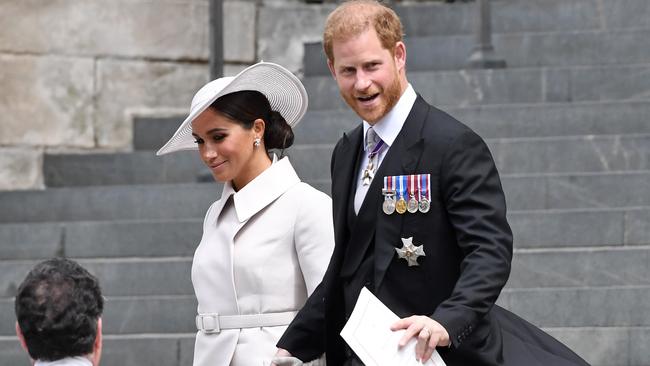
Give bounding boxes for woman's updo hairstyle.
[209,90,294,150]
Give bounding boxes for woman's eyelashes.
[193,134,226,144]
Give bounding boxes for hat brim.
[156,62,308,156]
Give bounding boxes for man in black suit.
[275,1,589,365]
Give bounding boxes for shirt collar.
[362,83,417,151]
[218,155,301,222]
[35,357,93,366]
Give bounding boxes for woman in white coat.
[157,62,334,366]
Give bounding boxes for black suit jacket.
[278,96,589,366]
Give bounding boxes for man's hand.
[270,348,293,366]
[390,315,450,362]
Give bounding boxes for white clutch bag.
[270,355,326,366]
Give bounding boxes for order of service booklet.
[340,287,447,366]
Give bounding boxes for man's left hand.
[390,315,450,362]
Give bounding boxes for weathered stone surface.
[545,326,650,366]
[0,0,209,60]
[305,63,650,110]
[489,134,650,174]
[626,210,650,246]
[0,54,94,148]
[95,59,208,148]
[509,209,626,248]
[0,148,44,191]
[0,223,62,261]
[257,4,334,74]
[224,1,256,63]
[498,286,650,327]
[0,338,26,366]
[101,296,197,333]
[508,247,650,288]
[101,336,193,366]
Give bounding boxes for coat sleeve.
[293,188,335,295]
[431,129,513,348]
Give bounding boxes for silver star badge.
[395,237,426,266]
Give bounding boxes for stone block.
[0,184,219,223]
[133,115,186,151]
[501,176,547,211]
[546,172,650,209]
[626,210,650,246]
[0,223,62,260]
[450,101,650,139]
[489,134,650,174]
[224,1,256,63]
[101,336,192,366]
[179,337,196,365]
[544,327,645,366]
[257,4,334,74]
[0,339,27,366]
[0,148,44,191]
[509,210,625,248]
[286,145,334,181]
[508,247,650,288]
[498,286,650,328]
[0,300,16,335]
[0,54,94,148]
[0,0,208,60]
[64,219,202,258]
[43,151,205,187]
[102,296,197,333]
[304,29,650,75]
[95,59,209,148]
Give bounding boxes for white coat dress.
[191,157,334,366]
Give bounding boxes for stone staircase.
[2,0,650,365]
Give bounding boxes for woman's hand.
[390,315,450,362]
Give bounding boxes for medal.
[407,174,419,213]
[418,174,430,213]
[362,138,385,186]
[395,175,407,214]
[382,176,396,215]
[395,237,426,266]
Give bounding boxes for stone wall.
[0,0,275,190]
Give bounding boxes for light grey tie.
[362,127,382,186]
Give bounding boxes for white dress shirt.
[35,357,92,366]
[354,84,417,213]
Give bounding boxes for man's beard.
[343,73,402,124]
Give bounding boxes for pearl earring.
[254,138,261,147]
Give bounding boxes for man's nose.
[354,72,372,91]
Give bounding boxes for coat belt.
[195,311,298,334]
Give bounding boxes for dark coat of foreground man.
[277,1,591,365]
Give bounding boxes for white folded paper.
[340,287,447,366]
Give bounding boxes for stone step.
[43,133,650,186]
[3,327,648,366]
[44,150,205,187]
[133,115,186,151]
[1,171,650,222]
[395,0,650,37]
[304,28,650,76]
[508,246,650,289]
[304,63,650,111]
[0,258,194,298]
[1,207,648,260]
[497,285,650,328]
[2,286,647,335]
[1,245,647,300]
[293,100,650,145]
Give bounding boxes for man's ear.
[394,41,407,72]
[15,322,29,354]
[327,59,337,80]
[91,318,103,366]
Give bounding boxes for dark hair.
[210,90,294,150]
[15,258,104,361]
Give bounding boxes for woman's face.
[191,108,259,186]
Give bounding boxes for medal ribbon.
[420,174,430,201]
[368,140,385,160]
[398,175,406,200]
[409,174,415,197]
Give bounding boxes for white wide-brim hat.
[156,61,308,156]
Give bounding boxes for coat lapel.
[339,96,430,281]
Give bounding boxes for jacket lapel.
[339,96,430,281]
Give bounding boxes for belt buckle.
[197,313,220,334]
